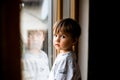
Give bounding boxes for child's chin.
[55,47,60,50]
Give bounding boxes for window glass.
[20,0,51,80]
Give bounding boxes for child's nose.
[32,35,38,40]
[55,36,60,42]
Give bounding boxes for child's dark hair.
[53,18,81,41]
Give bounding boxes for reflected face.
[28,30,45,50]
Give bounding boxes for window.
[20,0,53,80]
[0,0,89,80]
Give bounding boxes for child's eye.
[61,35,66,38]
[53,34,57,37]
[36,33,41,36]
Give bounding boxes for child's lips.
[55,44,60,47]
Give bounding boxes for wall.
[78,0,89,80]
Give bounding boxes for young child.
[48,18,81,80]
[21,30,50,80]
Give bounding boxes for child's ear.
[41,31,45,41]
[72,38,78,45]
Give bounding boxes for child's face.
[53,31,74,53]
[28,30,44,50]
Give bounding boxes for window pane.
[20,0,51,80]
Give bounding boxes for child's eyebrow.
[59,32,69,36]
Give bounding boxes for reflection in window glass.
[20,0,50,80]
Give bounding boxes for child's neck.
[60,50,72,54]
[29,49,40,54]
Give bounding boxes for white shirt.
[48,51,81,80]
[22,50,50,80]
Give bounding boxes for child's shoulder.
[59,51,74,61]
[22,52,31,58]
[40,50,48,57]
